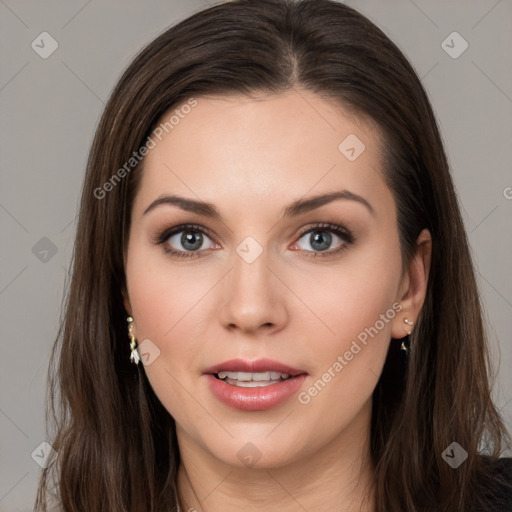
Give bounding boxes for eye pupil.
[181,230,203,251]
[310,231,332,251]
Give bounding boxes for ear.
[391,228,432,339]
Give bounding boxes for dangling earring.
[127,316,140,365]
[401,318,414,352]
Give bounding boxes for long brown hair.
[35,1,510,510]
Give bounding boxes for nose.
[218,246,289,335]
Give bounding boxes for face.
[123,89,412,469]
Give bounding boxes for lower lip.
[205,374,307,411]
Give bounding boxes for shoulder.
[475,456,512,512]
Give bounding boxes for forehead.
[133,90,391,218]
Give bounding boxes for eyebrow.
[143,189,374,219]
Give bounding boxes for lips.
[203,358,308,411]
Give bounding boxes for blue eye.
[168,229,209,252]
[156,224,217,258]
[294,223,353,257]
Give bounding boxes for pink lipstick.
[203,358,308,411]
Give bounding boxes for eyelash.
[154,223,354,259]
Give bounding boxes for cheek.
[125,238,215,343]
[125,244,213,424]
[292,306,396,445]
[293,240,402,354]
[290,237,403,417]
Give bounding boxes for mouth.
[203,358,308,411]
[204,358,307,382]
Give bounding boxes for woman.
[35,0,512,510]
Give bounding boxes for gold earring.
[127,316,140,365]
[401,318,414,353]
[404,318,414,335]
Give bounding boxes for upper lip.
[204,358,307,377]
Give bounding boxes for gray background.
[1,0,511,510]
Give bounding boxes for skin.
[123,89,431,512]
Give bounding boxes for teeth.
[229,379,282,387]
[217,371,291,382]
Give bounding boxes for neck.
[176,400,376,512]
